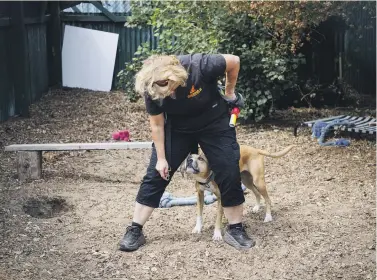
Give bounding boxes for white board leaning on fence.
[62,25,119,92]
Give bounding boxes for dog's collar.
[198,171,215,186]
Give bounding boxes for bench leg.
[17,151,42,181]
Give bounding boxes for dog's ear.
[198,151,208,161]
[198,145,202,154]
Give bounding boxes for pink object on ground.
[112,130,130,141]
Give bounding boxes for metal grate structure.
[300,115,376,135]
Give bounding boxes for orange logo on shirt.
[188,85,202,98]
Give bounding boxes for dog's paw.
[263,214,273,223]
[252,205,260,213]
[212,229,223,241]
[192,225,202,234]
[192,217,203,234]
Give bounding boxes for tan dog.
[179,144,296,241]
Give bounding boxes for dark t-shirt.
[144,53,229,132]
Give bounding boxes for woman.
[119,53,255,251]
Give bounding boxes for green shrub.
[117,1,374,121]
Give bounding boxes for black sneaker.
[119,225,146,252]
[224,225,256,250]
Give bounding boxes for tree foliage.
[117,0,375,121]
[231,1,376,53]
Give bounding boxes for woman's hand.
[156,158,170,180]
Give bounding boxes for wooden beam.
[4,142,153,152]
[40,1,48,20]
[91,1,122,22]
[47,1,62,87]
[59,1,86,11]
[0,18,10,27]
[61,14,126,22]
[10,1,30,118]
[7,141,153,182]
[71,6,81,13]
[25,15,50,25]
[17,151,42,181]
[0,16,50,27]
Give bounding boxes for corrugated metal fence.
[310,5,376,97]
[0,21,49,122]
[343,5,376,96]
[26,23,49,103]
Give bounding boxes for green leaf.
[255,113,264,122]
[265,90,272,99]
[257,97,267,106]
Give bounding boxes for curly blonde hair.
[135,55,188,100]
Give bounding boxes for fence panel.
[26,23,49,103]
[0,21,49,122]
[0,27,15,121]
[343,5,376,96]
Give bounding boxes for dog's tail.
[257,145,296,158]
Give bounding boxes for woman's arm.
[149,113,170,180]
[221,54,240,100]
[149,113,166,160]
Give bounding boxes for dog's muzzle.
[186,155,200,174]
[179,154,199,177]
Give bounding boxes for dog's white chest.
[199,181,216,193]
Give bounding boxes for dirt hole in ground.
[22,196,70,218]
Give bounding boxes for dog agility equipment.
[311,119,354,147]
[294,115,376,139]
[4,142,153,181]
[159,184,247,208]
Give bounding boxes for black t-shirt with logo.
[144,53,230,133]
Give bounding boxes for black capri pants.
[136,116,245,208]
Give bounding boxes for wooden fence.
[0,1,57,122]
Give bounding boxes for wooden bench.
[4,142,153,182]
